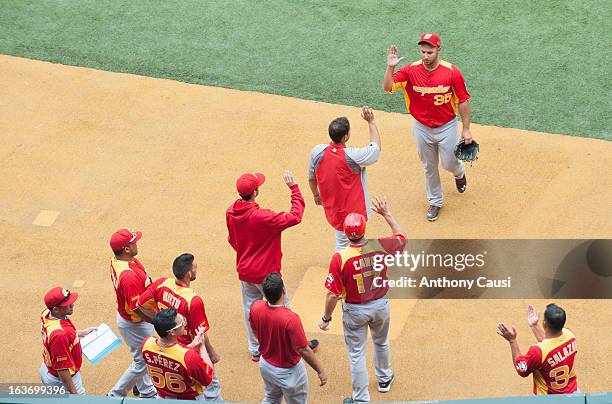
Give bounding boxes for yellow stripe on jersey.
[42,310,77,375]
[111,258,141,322]
[42,309,64,335]
[536,329,575,360]
[337,240,388,298]
[390,80,406,94]
[533,369,548,395]
[439,60,453,70]
[156,278,198,311]
[142,337,205,395]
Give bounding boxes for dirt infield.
[1,55,611,402]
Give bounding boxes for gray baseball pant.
[412,118,464,207]
[107,312,156,397]
[259,356,308,404]
[39,362,86,395]
[241,280,290,356]
[198,370,223,401]
[335,230,350,251]
[342,298,393,402]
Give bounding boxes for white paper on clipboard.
[80,323,122,365]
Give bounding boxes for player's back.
[337,240,392,304]
[533,329,577,395]
[141,336,212,400]
[144,278,207,345]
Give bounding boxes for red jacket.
[226,184,305,284]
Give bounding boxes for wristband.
[322,316,332,322]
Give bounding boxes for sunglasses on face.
[168,314,186,332]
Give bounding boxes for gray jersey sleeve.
[308,144,329,179]
[345,143,380,167]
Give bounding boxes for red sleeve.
[451,65,471,103]
[392,65,410,84]
[184,349,214,387]
[137,277,164,308]
[324,253,343,296]
[188,296,210,338]
[287,314,309,351]
[248,301,260,337]
[48,331,75,371]
[515,345,542,377]
[120,271,144,311]
[257,185,305,230]
[226,208,237,251]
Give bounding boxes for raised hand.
[283,170,296,187]
[360,106,375,123]
[527,304,539,327]
[497,323,517,342]
[387,45,405,67]
[371,195,390,216]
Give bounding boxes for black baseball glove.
[454,138,479,162]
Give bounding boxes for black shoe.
[427,206,441,222]
[309,339,320,352]
[378,374,395,392]
[132,385,139,397]
[455,174,467,193]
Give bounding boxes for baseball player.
[40,287,95,394]
[226,170,318,361]
[383,32,472,221]
[308,106,381,250]
[142,308,215,400]
[319,196,407,403]
[107,228,157,398]
[137,253,223,401]
[250,273,327,404]
[497,304,578,395]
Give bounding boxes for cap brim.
[133,231,142,243]
[418,40,439,47]
[59,292,78,306]
[254,173,266,187]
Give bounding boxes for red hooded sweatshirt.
[226,184,305,284]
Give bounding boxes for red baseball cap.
[236,173,266,197]
[44,287,78,309]
[344,213,367,241]
[418,32,441,47]
[110,228,142,251]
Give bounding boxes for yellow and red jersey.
[389,59,470,128]
[138,277,210,345]
[325,234,407,303]
[141,337,213,400]
[40,310,82,377]
[109,257,152,322]
[515,329,578,395]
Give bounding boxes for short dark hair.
[328,117,350,143]
[173,253,194,280]
[544,303,566,331]
[241,193,254,201]
[153,308,178,338]
[262,272,284,303]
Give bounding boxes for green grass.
[1,0,610,140]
